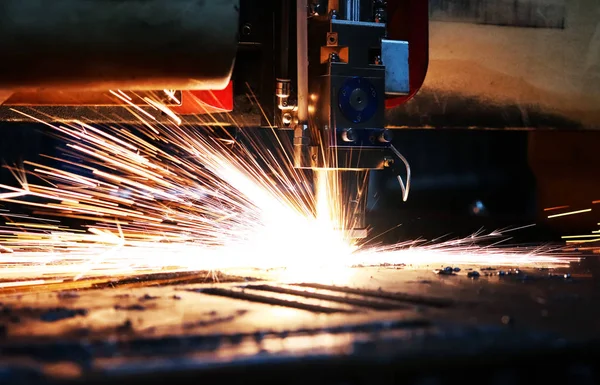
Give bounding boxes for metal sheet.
[0,0,240,92]
[0,260,597,384]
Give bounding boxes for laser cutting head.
[291,1,410,172]
[0,0,424,242]
[288,1,413,239]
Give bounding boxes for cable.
[389,144,411,202]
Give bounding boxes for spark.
[561,234,600,239]
[144,97,182,125]
[163,90,181,105]
[565,238,600,244]
[0,279,64,289]
[547,208,592,219]
[544,205,570,212]
[0,95,578,286]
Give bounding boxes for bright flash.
[0,96,577,286]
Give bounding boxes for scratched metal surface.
[0,258,598,383]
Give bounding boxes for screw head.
[242,23,252,36]
[327,33,338,46]
[341,129,357,143]
[282,113,293,126]
[379,129,393,143]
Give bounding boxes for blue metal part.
[338,77,378,124]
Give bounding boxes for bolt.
[242,23,252,36]
[379,129,393,143]
[374,9,387,23]
[310,1,323,15]
[341,128,356,143]
[330,9,338,19]
[467,271,480,279]
[282,113,293,126]
[329,52,340,63]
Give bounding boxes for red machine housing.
[385,0,429,109]
[171,82,235,115]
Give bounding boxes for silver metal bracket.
[382,39,410,95]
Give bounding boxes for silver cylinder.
[0,0,240,92]
[276,79,292,98]
[296,0,309,124]
[293,0,311,168]
[342,0,361,21]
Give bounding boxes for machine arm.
[286,0,427,237]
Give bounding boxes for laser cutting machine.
[1,0,600,236]
[0,0,429,238]
[1,1,600,384]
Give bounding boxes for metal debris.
[183,314,237,329]
[434,267,455,275]
[467,271,480,279]
[40,308,87,322]
[114,304,145,311]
